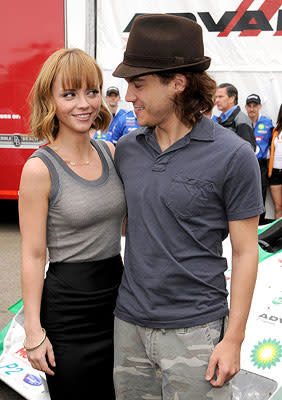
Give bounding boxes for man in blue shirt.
[245,94,273,223]
[93,86,126,141]
[110,110,139,144]
[214,83,256,150]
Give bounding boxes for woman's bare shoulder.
[20,157,51,196]
[101,140,115,158]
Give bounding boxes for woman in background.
[19,48,126,399]
[268,104,282,219]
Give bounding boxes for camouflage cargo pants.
[114,317,232,399]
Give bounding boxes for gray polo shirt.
[114,116,264,329]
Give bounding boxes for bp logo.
[258,123,265,130]
[272,297,282,305]
[251,339,282,369]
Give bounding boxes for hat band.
[124,52,204,68]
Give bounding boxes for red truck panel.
[0,0,65,199]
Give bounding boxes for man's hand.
[205,337,241,387]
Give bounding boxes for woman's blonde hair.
[29,48,111,141]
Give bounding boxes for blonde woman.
[19,48,126,399]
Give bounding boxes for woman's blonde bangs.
[59,51,101,91]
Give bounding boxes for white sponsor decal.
[0,114,21,120]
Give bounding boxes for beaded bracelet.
[24,328,47,351]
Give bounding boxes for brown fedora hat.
[113,14,211,78]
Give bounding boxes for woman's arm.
[102,140,115,159]
[105,141,128,236]
[19,157,55,375]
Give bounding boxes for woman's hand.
[26,336,56,376]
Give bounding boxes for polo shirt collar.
[136,116,215,145]
[190,116,215,142]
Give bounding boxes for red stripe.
[240,0,282,36]
[0,190,18,200]
[218,0,255,37]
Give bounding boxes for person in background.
[245,94,273,224]
[110,109,140,144]
[93,86,126,140]
[214,83,256,150]
[268,104,282,219]
[112,14,263,399]
[19,48,126,399]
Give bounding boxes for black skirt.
[40,255,123,400]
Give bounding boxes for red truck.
[0,0,65,199]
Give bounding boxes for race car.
[1,219,282,399]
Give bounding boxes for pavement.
[0,381,25,400]
[0,200,25,399]
[0,200,22,329]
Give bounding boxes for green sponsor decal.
[251,338,282,369]
[273,297,282,305]
[258,123,265,129]
[8,299,23,314]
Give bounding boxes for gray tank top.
[30,140,127,263]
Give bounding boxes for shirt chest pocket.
[164,175,215,218]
